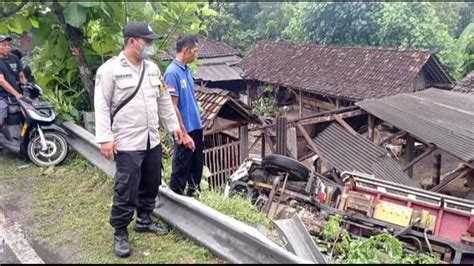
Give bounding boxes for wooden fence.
[204,141,241,190]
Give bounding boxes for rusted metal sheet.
[357,88,474,164]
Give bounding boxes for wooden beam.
[204,121,241,136]
[297,109,364,127]
[402,144,436,172]
[332,114,357,135]
[240,125,249,163]
[405,135,415,178]
[431,168,469,192]
[263,129,276,154]
[368,114,375,142]
[301,96,337,111]
[295,124,329,167]
[299,90,302,117]
[432,153,442,186]
[249,135,262,152]
[377,131,406,146]
[249,106,360,132]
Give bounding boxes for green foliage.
[300,2,383,46]
[320,214,440,264]
[377,2,464,79]
[251,84,277,117]
[322,214,342,241]
[1,1,213,123]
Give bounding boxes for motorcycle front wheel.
[27,131,69,167]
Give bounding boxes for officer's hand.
[183,134,195,151]
[174,130,183,145]
[100,141,117,160]
[15,93,23,100]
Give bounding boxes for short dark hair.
[176,34,198,53]
[11,49,23,59]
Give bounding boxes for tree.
[378,2,463,79]
[298,2,383,46]
[0,1,212,120]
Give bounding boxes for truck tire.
[261,154,309,181]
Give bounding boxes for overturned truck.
[225,154,474,263]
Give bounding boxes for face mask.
[139,43,155,59]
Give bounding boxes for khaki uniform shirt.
[94,52,179,151]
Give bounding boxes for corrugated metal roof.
[313,123,419,187]
[195,63,242,82]
[357,88,474,163]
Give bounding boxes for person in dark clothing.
[94,22,182,258]
[0,35,24,129]
[165,34,204,197]
[11,49,35,83]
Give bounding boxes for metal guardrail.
[61,122,312,264]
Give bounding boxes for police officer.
[94,22,182,258]
[0,35,25,129]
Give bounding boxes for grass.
[199,190,273,229]
[0,152,221,263]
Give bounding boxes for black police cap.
[123,22,162,40]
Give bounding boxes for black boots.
[113,228,130,258]
[134,214,168,235]
[113,214,168,258]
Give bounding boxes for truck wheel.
[261,154,309,181]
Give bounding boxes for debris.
[17,164,31,170]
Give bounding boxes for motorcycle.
[0,83,69,166]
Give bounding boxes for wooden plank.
[297,110,364,127]
[368,114,375,142]
[405,135,415,178]
[402,144,436,172]
[332,114,357,135]
[240,125,249,162]
[204,121,241,136]
[295,123,324,160]
[301,96,337,111]
[377,131,406,146]
[432,153,442,186]
[263,129,276,154]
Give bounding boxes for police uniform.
[94,51,179,231]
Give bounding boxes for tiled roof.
[160,35,240,61]
[453,71,474,94]
[196,86,259,130]
[240,41,454,101]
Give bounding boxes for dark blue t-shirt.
[164,59,202,133]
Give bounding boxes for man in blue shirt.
[164,34,204,197]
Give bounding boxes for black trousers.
[109,143,162,230]
[170,129,204,196]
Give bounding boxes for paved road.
[0,235,21,264]
[0,213,44,264]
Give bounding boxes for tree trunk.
[51,1,95,107]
